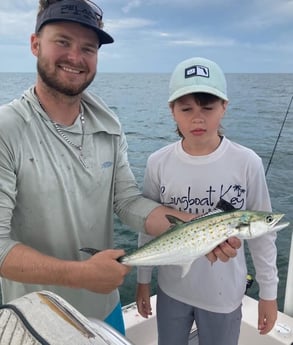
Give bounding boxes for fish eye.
[266,215,274,223]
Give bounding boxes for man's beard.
[37,58,96,97]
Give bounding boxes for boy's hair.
[170,93,224,138]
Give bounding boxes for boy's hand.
[206,237,241,263]
[258,299,278,334]
[136,283,152,318]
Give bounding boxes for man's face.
[32,21,99,96]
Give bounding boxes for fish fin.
[193,199,234,221]
[192,207,224,222]
[165,199,235,226]
[215,199,236,212]
[79,247,100,256]
[165,214,187,225]
[80,247,124,263]
[180,263,193,277]
[197,199,235,219]
[198,208,223,218]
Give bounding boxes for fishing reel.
[245,274,254,293]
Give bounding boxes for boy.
[136,57,278,345]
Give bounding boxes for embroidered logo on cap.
[60,4,96,22]
[185,65,209,79]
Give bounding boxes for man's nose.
[67,45,83,64]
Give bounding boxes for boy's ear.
[169,103,175,118]
[221,100,228,117]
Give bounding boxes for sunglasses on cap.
[36,0,114,44]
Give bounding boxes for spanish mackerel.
[80,200,290,276]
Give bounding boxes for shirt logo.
[185,65,209,79]
[101,161,113,169]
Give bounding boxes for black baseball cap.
[35,0,114,45]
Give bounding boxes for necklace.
[51,113,85,151]
[36,94,87,168]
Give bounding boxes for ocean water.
[0,72,292,311]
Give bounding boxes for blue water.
[0,72,292,311]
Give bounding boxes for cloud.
[169,38,235,47]
[233,0,293,31]
[121,0,234,8]
[1,0,292,72]
[0,0,35,11]
[122,0,142,13]
[146,29,235,48]
[0,10,35,44]
[106,17,154,32]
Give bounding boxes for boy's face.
[170,93,227,153]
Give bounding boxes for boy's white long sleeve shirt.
[138,137,278,313]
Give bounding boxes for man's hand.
[79,249,131,294]
[206,237,242,263]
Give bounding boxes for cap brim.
[39,18,114,45]
[94,27,114,45]
[168,85,228,102]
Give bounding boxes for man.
[0,0,239,334]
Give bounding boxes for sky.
[0,0,293,73]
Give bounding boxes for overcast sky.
[0,0,293,73]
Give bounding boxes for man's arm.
[0,243,130,294]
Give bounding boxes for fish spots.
[29,158,35,163]
[120,208,287,268]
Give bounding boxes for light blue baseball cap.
[168,57,228,102]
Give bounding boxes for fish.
[80,199,290,276]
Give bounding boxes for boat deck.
[123,295,293,345]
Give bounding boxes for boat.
[123,294,293,345]
[123,232,293,345]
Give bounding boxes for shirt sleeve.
[245,155,278,300]
[137,154,162,283]
[136,232,155,284]
[0,105,21,265]
[113,132,159,231]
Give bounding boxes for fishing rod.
[265,95,293,176]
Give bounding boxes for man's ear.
[31,34,40,57]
